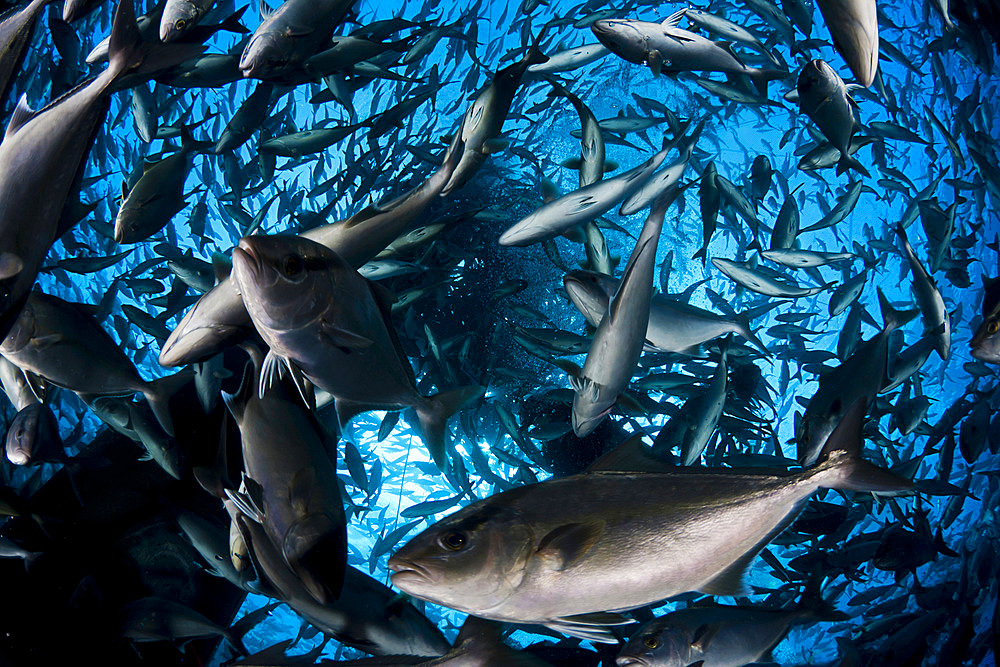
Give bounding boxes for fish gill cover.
[0,0,996,664]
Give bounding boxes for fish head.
[971,316,1000,364]
[160,0,201,42]
[795,406,838,467]
[231,235,344,334]
[571,378,614,438]
[5,404,42,465]
[796,59,837,101]
[591,20,647,64]
[388,503,534,614]
[617,619,690,666]
[0,291,36,355]
[371,593,451,657]
[282,511,347,603]
[563,270,615,327]
[239,30,293,78]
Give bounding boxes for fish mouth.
[387,557,433,587]
[233,239,263,283]
[616,657,649,666]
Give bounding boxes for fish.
[796,59,869,177]
[440,31,548,195]
[563,270,769,355]
[0,291,189,437]
[115,129,211,243]
[0,0,144,341]
[237,513,451,657]
[5,403,63,466]
[616,601,845,667]
[239,0,354,80]
[897,223,950,360]
[815,0,879,86]
[231,234,483,470]
[158,128,466,367]
[761,249,855,268]
[389,399,910,642]
[159,0,216,42]
[796,289,918,465]
[224,354,348,605]
[591,12,788,94]
[527,42,609,75]
[564,195,670,437]
[499,147,669,247]
[712,258,835,299]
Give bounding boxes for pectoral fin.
[536,520,606,571]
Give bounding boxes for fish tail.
[813,398,912,494]
[735,311,769,354]
[417,385,486,470]
[877,287,918,333]
[749,68,790,96]
[836,151,870,178]
[106,0,143,81]
[143,370,193,437]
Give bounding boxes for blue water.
[4,0,999,664]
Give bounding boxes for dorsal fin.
[661,8,686,29]
[5,96,35,139]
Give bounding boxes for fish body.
[389,403,908,642]
[160,0,215,42]
[527,43,608,74]
[231,235,482,469]
[570,198,668,436]
[762,249,855,268]
[797,290,917,465]
[564,270,768,354]
[239,0,354,80]
[796,59,868,177]
[591,13,787,91]
[0,291,186,436]
[499,148,668,247]
[441,35,547,195]
[158,132,466,367]
[712,258,833,298]
[616,604,829,667]
[224,358,347,604]
[814,0,878,86]
[0,0,142,340]
[897,223,950,359]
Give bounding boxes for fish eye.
[282,254,304,278]
[174,19,186,31]
[439,530,467,551]
[643,636,660,649]
[989,320,999,335]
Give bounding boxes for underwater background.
[0,0,998,664]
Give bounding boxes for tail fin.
[106,0,143,80]
[836,151,870,178]
[815,398,912,494]
[416,385,486,470]
[877,288,918,333]
[735,311,769,354]
[750,68,790,96]
[142,370,193,437]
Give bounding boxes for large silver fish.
[592,12,787,93]
[231,235,483,470]
[0,291,188,437]
[0,0,142,340]
[563,270,769,355]
[815,0,878,87]
[224,356,347,605]
[158,130,466,367]
[796,290,917,465]
[499,147,668,247]
[616,602,842,666]
[239,0,354,80]
[389,400,909,642]
[567,196,670,437]
[796,59,868,177]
